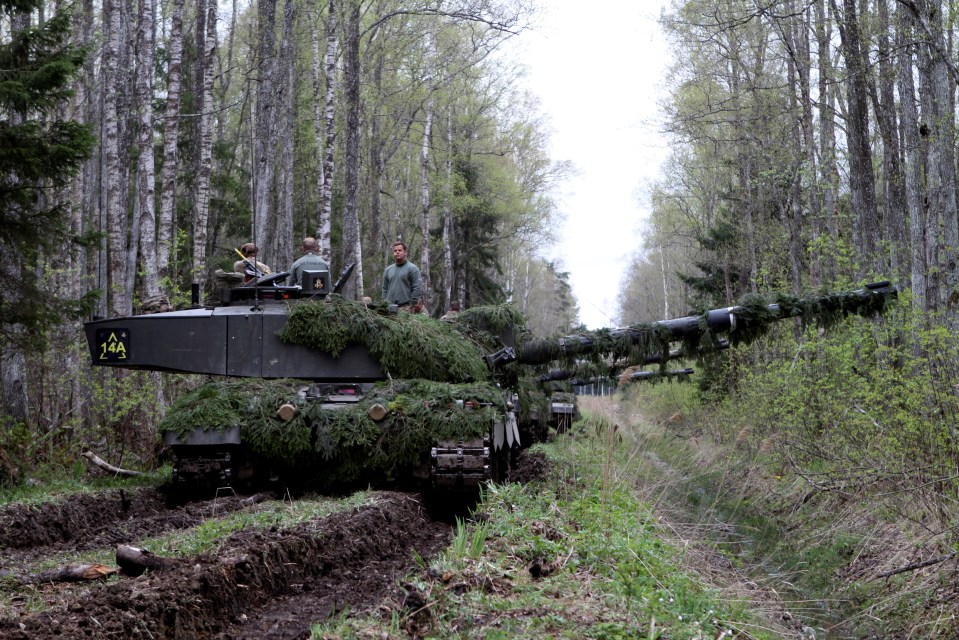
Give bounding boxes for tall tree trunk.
[783,0,819,290]
[318,0,338,263]
[442,105,454,310]
[0,10,32,426]
[897,0,926,311]
[869,0,907,283]
[918,52,941,308]
[341,0,364,299]
[135,0,159,299]
[275,0,296,267]
[254,0,278,268]
[815,0,839,283]
[419,27,436,308]
[781,5,806,295]
[157,0,185,287]
[104,0,129,317]
[918,0,959,311]
[192,0,217,290]
[833,0,880,278]
[369,47,384,269]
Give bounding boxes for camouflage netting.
[517,323,677,376]
[692,287,894,348]
[275,297,521,383]
[159,378,504,487]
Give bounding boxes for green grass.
[309,409,780,640]
[0,465,171,507]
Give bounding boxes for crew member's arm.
[409,266,423,305]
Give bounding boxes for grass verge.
[626,377,959,639]
[309,399,786,640]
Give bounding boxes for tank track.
[430,436,492,489]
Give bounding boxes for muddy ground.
[0,487,452,640]
[0,452,551,640]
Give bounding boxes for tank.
[84,276,896,496]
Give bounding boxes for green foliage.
[159,378,504,489]
[677,221,745,307]
[277,296,492,383]
[0,2,96,347]
[722,295,959,499]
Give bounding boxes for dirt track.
[0,488,452,639]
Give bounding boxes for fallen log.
[81,451,143,477]
[116,545,181,577]
[32,564,116,584]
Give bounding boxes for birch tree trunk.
[815,0,839,283]
[897,1,926,311]
[157,0,185,286]
[73,0,98,301]
[191,0,217,291]
[135,0,159,299]
[783,0,818,291]
[782,8,805,295]
[318,0,338,263]
[869,0,907,283]
[369,47,384,265]
[275,0,296,267]
[254,0,278,267]
[917,52,941,308]
[833,0,880,278]
[442,105,454,310]
[341,0,364,298]
[419,27,436,308]
[921,0,959,312]
[104,0,130,317]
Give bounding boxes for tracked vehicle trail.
[0,490,451,640]
[0,489,269,564]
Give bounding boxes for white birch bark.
[815,0,839,283]
[104,0,129,317]
[341,0,364,298]
[442,105,454,309]
[897,2,926,311]
[191,0,217,288]
[311,4,326,257]
[135,0,159,299]
[254,0,278,267]
[318,0,338,263]
[275,0,296,266]
[419,26,436,308]
[157,0,185,284]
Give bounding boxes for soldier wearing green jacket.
[382,241,423,310]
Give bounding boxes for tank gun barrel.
[626,367,694,382]
[512,281,896,367]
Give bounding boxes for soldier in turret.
[382,241,423,312]
[234,243,271,283]
[288,237,329,287]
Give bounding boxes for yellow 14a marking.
[100,331,128,360]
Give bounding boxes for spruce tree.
[0,0,96,347]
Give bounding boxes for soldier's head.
[240,243,258,257]
[301,237,319,254]
[391,241,408,265]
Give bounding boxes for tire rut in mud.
[0,488,269,568]
[0,491,451,640]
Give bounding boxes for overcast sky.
[510,1,673,329]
